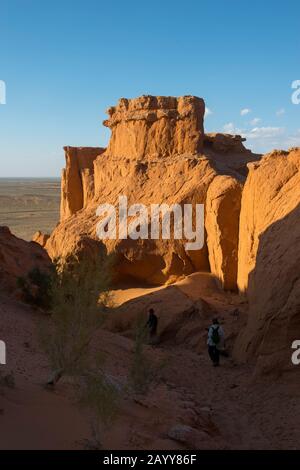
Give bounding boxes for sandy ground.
[1,276,300,450]
[0,178,60,241]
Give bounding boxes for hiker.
[146,308,158,343]
[207,318,225,367]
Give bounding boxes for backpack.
[211,326,220,345]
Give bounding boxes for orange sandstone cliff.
[47,95,260,287]
[61,146,105,221]
[234,148,300,375]
[0,226,51,294]
[103,95,205,160]
[45,95,300,377]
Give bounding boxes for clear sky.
[0,0,300,177]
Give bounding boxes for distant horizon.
[0,135,293,179]
[0,135,296,178]
[0,176,61,180]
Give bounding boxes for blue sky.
[0,0,299,177]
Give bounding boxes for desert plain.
[0,178,60,241]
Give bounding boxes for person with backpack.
[207,318,225,367]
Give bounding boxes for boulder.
[32,231,50,248]
[167,424,211,449]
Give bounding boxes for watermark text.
[0,340,6,365]
[291,340,300,365]
[291,80,300,105]
[96,196,204,251]
[0,80,6,105]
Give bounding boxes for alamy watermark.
[291,340,300,365]
[0,80,6,105]
[291,80,300,105]
[96,196,204,251]
[0,340,6,365]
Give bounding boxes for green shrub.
[38,252,113,386]
[79,368,119,449]
[129,317,155,394]
[17,267,52,309]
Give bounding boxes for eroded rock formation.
[60,146,105,221]
[0,226,51,294]
[47,95,260,286]
[103,95,205,160]
[205,176,242,290]
[234,148,300,375]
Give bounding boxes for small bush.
[17,267,52,309]
[80,368,119,448]
[38,251,113,386]
[129,317,156,394]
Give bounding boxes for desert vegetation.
[35,251,120,447]
[38,253,112,384]
[17,267,53,309]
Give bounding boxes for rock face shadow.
[234,201,300,377]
